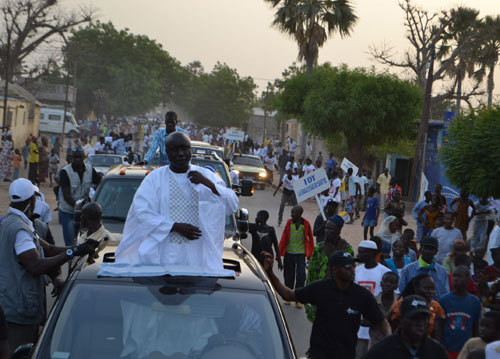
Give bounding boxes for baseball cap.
[328,251,357,268]
[401,295,431,318]
[358,240,378,250]
[421,236,439,249]
[9,178,35,203]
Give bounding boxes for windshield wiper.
[102,215,126,222]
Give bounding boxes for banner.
[293,168,330,203]
[340,158,359,176]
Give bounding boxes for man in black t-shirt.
[0,306,9,359]
[365,295,447,359]
[261,250,391,359]
[249,210,283,269]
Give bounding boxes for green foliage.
[185,62,256,128]
[440,107,500,198]
[68,22,186,117]
[275,64,422,164]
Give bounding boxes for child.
[400,228,418,261]
[49,148,59,187]
[248,210,283,270]
[362,186,379,240]
[278,205,314,308]
[376,271,399,316]
[344,196,355,224]
[458,311,500,359]
[12,149,22,180]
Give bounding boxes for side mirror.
[12,343,33,359]
[240,179,254,197]
[238,208,249,221]
[237,208,249,234]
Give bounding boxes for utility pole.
[2,28,11,129]
[262,85,268,144]
[409,45,436,200]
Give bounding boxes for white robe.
[102,164,239,277]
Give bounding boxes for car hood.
[232,164,265,173]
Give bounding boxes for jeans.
[283,252,306,290]
[13,167,19,180]
[278,191,298,224]
[59,210,75,246]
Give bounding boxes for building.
[25,82,77,110]
[246,107,279,143]
[0,82,41,147]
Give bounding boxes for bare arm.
[18,248,70,277]
[39,239,69,258]
[261,251,296,301]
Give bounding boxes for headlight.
[259,172,267,178]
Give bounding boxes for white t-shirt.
[306,144,312,158]
[230,170,239,185]
[330,178,342,203]
[285,162,298,173]
[261,147,268,158]
[264,156,277,171]
[8,208,37,255]
[357,176,368,196]
[487,225,500,265]
[348,175,359,197]
[355,263,391,340]
[302,164,315,175]
[289,141,297,152]
[282,175,298,191]
[431,227,463,264]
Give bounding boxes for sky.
[64,0,500,97]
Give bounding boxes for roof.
[0,81,42,106]
[103,164,157,178]
[75,243,268,291]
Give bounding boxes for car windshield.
[88,155,123,167]
[232,156,262,167]
[190,158,230,187]
[192,147,224,159]
[45,283,286,359]
[95,178,236,236]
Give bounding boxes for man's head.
[127,152,135,164]
[424,190,433,202]
[80,202,103,232]
[324,200,338,218]
[9,178,36,216]
[435,183,443,194]
[400,295,431,341]
[306,158,312,165]
[71,147,85,168]
[491,247,500,266]
[420,236,439,264]
[381,271,399,294]
[368,186,376,197]
[383,167,389,175]
[165,132,191,173]
[331,169,338,179]
[99,136,105,144]
[452,265,470,292]
[165,111,178,134]
[392,240,405,258]
[480,311,500,343]
[291,205,303,222]
[443,212,455,229]
[325,215,344,242]
[357,240,378,264]
[367,170,372,179]
[347,168,353,176]
[256,210,269,225]
[392,190,401,201]
[329,152,333,158]
[329,251,356,284]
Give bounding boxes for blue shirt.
[365,196,379,221]
[412,200,428,223]
[326,158,336,170]
[439,292,481,352]
[383,257,412,274]
[399,260,450,300]
[145,128,170,166]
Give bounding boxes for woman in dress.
[38,136,50,183]
[0,135,14,180]
[377,215,402,257]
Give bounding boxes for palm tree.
[476,15,500,108]
[439,7,481,114]
[265,0,358,75]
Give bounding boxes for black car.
[26,243,297,358]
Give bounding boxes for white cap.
[358,240,378,250]
[33,185,41,194]
[9,178,35,203]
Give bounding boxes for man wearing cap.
[355,240,392,358]
[365,295,448,358]
[262,250,390,359]
[58,147,101,246]
[143,111,178,166]
[0,179,98,354]
[399,236,450,300]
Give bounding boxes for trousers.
[283,252,306,290]
[279,190,298,223]
[59,210,75,246]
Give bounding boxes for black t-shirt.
[249,223,279,262]
[365,332,448,359]
[295,279,384,359]
[59,164,100,188]
[313,214,325,243]
[0,305,7,341]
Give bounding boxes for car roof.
[102,164,157,178]
[74,242,269,291]
[233,154,261,160]
[191,141,223,150]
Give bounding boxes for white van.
[39,108,79,136]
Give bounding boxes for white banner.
[419,172,428,201]
[340,158,359,176]
[225,129,245,142]
[293,167,330,203]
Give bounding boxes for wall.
[0,99,40,149]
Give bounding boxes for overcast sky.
[65,0,499,97]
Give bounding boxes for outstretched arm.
[261,251,296,302]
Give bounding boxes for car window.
[232,156,262,167]
[46,283,286,359]
[88,156,123,167]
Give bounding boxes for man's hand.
[188,171,219,195]
[261,251,274,274]
[172,223,202,240]
[277,261,283,271]
[74,239,99,257]
[51,276,65,298]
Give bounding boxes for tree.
[440,106,500,198]
[475,15,500,108]
[265,0,358,75]
[68,22,186,118]
[186,62,256,128]
[275,64,422,166]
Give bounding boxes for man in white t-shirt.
[431,212,463,264]
[302,158,316,176]
[273,169,298,226]
[306,141,312,159]
[357,171,369,211]
[289,139,297,155]
[355,240,391,358]
[264,152,278,185]
[285,156,299,175]
[329,169,342,204]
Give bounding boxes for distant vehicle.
[231,154,267,190]
[87,154,125,175]
[191,140,225,160]
[38,107,79,137]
